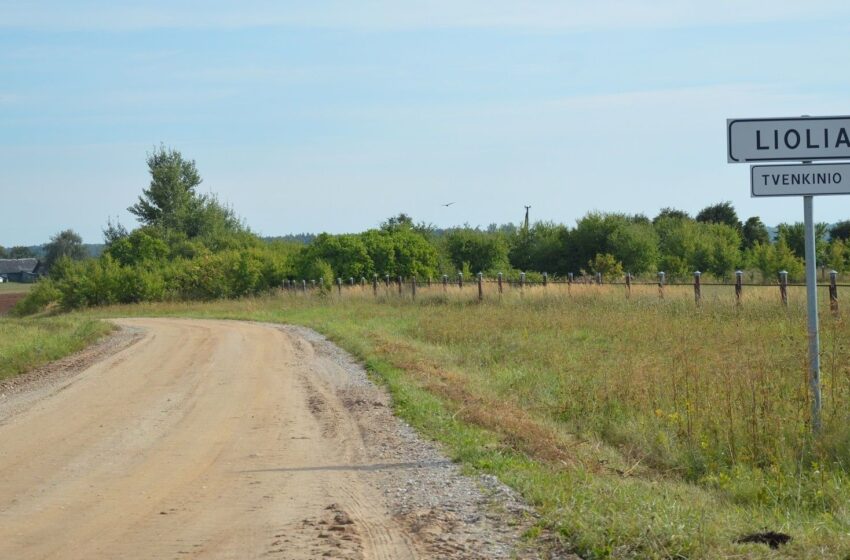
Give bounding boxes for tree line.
[12,147,850,313]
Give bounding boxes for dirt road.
[0,318,544,559]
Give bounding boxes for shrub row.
[15,248,291,314]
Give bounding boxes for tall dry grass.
[282,280,850,508]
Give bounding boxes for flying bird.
[442,202,455,207]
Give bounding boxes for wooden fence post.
[373,273,378,296]
[427,276,432,288]
[477,272,484,301]
[779,270,788,307]
[520,272,525,292]
[412,276,417,301]
[497,272,503,294]
[596,272,602,285]
[397,275,403,296]
[349,277,354,287]
[302,279,307,293]
[312,279,317,289]
[830,270,839,313]
[543,272,548,287]
[735,270,743,307]
[693,271,701,306]
[657,271,665,299]
[442,274,448,291]
[337,277,342,296]
[625,272,631,299]
[385,274,390,287]
[458,272,463,289]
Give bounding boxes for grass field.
[0,282,32,294]
[65,285,848,558]
[0,316,112,380]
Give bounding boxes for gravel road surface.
[0,318,561,559]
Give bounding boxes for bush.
[11,281,61,316]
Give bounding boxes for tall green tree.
[128,146,202,230]
[829,220,850,242]
[696,201,741,230]
[127,146,247,250]
[742,216,770,249]
[566,213,626,273]
[444,228,508,273]
[608,221,659,274]
[567,213,657,274]
[656,217,741,278]
[776,222,828,262]
[7,246,35,258]
[298,233,372,280]
[653,207,691,224]
[43,229,87,271]
[825,239,848,273]
[747,240,804,282]
[508,222,570,274]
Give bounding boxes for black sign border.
[750,163,850,197]
[728,116,850,163]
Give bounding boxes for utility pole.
[523,206,531,230]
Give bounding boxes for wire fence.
[280,271,844,311]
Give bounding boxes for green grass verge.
[0,316,113,380]
[76,292,850,558]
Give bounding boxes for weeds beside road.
[0,316,112,380]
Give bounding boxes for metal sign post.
[727,115,850,433]
[803,194,822,431]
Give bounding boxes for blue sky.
[3,1,850,245]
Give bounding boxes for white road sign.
[728,116,850,163]
[751,163,850,197]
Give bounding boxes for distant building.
[0,258,42,283]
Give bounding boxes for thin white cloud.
[2,1,850,31]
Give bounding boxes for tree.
[742,216,770,249]
[299,233,372,280]
[830,220,850,242]
[608,222,659,274]
[8,246,35,258]
[588,253,623,279]
[43,229,87,271]
[747,240,804,282]
[103,217,129,246]
[380,213,414,233]
[653,207,691,224]
[655,217,741,278]
[693,223,742,278]
[508,227,534,272]
[696,201,741,230]
[508,222,570,274]
[444,228,508,273]
[567,213,657,274]
[128,146,203,230]
[388,228,440,278]
[825,239,848,273]
[566,213,627,273]
[776,222,828,262]
[0,246,6,258]
[127,146,247,251]
[105,227,169,266]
